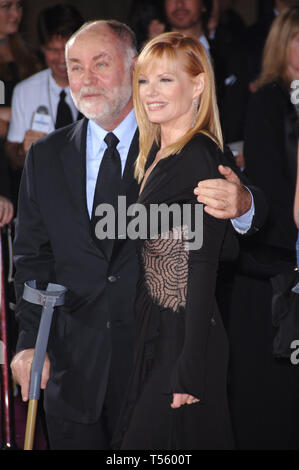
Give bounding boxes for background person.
[0,0,39,138]
[0,0,40,211]
[5,3,84,209]
[163,0,249,166]
[127,0,167,50]
[246,0,299,89]
[227,6,299,449]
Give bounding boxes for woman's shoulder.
[187,131,220,150]
[177,132,222,179]
[247,81,291,128]
[251,80,288,107]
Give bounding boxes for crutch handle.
[22,281,67,449]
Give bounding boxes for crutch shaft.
[22,281,67,450]
[24,399,38,450]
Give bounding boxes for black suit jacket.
[245,11,276,83]
[244,81,297,253]
[14,118,140,423]
[13,117,267,424]
[210,26,249,144]
[239,81,297,277]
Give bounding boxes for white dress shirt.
[7,68,78,143]
[85,109,138,218]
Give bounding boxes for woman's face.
[287,31,299,79]
[0,0,22,38]
[138,54,203,132]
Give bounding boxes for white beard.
[70,81,132,126]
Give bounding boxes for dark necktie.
[55,90,74,129]
[91,132,122,256]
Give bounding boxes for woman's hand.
[171,393,200,409]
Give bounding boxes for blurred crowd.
[1,0,299,450]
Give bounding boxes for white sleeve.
[7,83,32,143]
[231,187,255,234]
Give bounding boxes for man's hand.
[0,196,14,227]
[194,165,252,219]
[171,393,200,409]
[23,130,46,155]
[10,349,50,401]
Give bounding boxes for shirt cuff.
[231,187,255,234]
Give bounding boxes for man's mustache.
[78,87,108,99]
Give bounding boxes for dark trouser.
[45,324,134,450]
[46,366,123,450]
[46,412,111,450]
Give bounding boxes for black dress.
[115,133,238,450]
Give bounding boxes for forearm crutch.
[0,227,16,449]
[22,281,67,450]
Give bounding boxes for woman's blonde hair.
[255,6,299,90]
[133,31,223,183]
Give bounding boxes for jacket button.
[108,275,117,283]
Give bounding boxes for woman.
[0,0,39,133]
[227,6,299,449]
[0,0,39,213]
[128,0,166,51]
[115,32,238,450]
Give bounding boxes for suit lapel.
[59,118,108,259]
[59,118,89,221]
[59,118,90,222]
